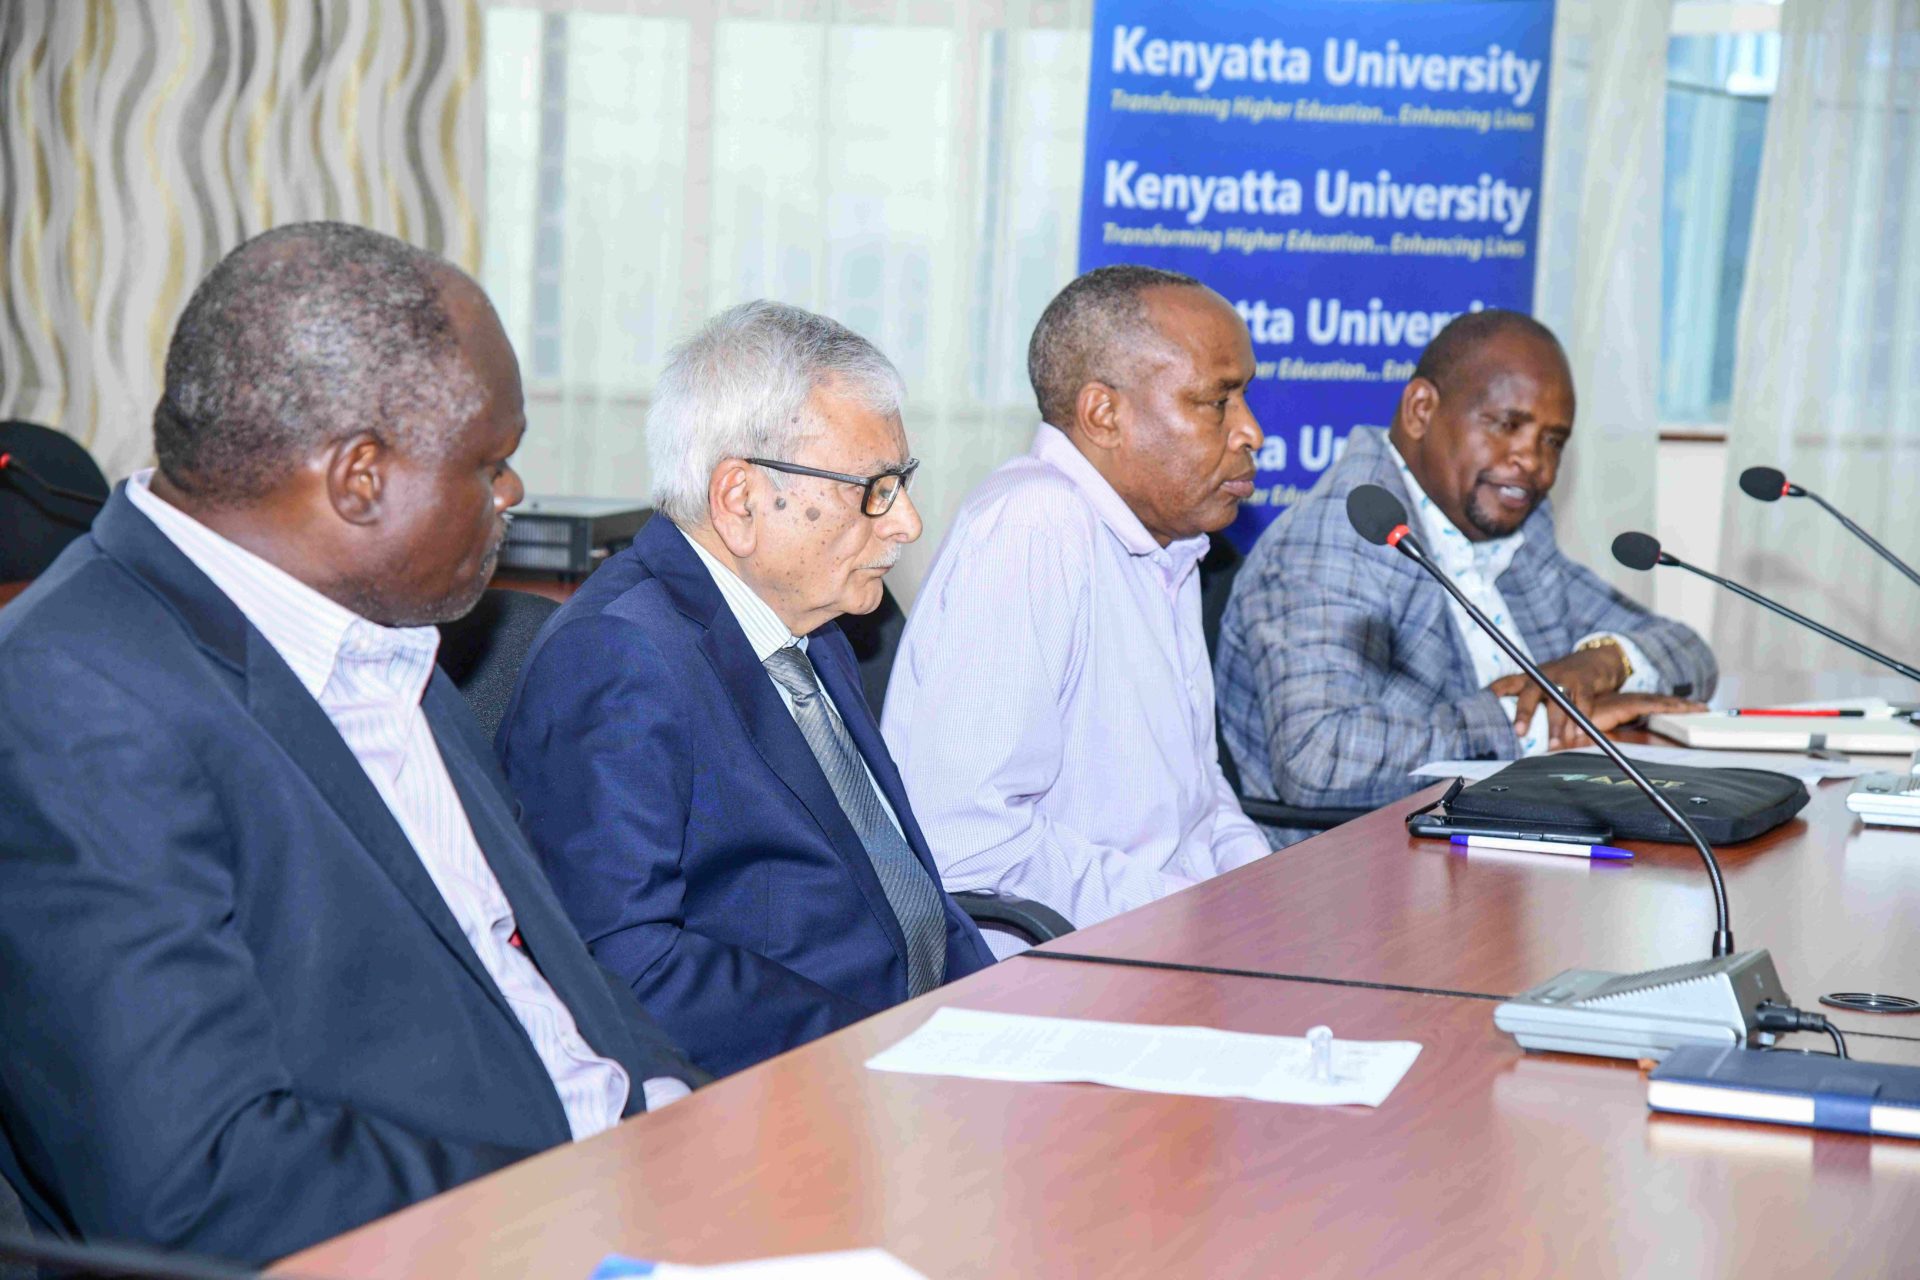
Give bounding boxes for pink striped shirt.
[125,471,653,1137]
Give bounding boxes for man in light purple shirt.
[883,265,1272,945]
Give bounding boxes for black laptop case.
[1446,753,1811,844]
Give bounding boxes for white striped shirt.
[125,470,653,1137]
[676,523,903,837]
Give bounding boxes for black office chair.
[834,581,906,721]
[0,1184,26,1280]
[0,1230,260,1279]
[0,420,109,580]
[1197,529,1243,665]
[1,1124,61,1280]
[1215,728,1369,833]
[949,889,1074,946]
[436,588,561,741]
[1197,533,1369,835]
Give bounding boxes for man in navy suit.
[0,223,699,1265]
[498,300,992,1078]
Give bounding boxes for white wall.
[1653,436,1728,642]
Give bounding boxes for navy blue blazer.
[0,489,697,1265]
[497,516,992,1078]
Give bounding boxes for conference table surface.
[1059,765,1920,1041]
[278,952,1920,1280]
[277,739,1920,1279]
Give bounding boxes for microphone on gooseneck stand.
[1740,465,1920,591]
[1350,487,1733,957]
[0,450,107,508]
[1611,530,1920,684]
[1347,484,1792,1061]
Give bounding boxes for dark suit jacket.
[497,517,992,1078]
[0,489,698,1265]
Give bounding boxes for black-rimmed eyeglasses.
[746,457,920,517]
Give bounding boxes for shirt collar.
[125,469,441,703]
[1387,441,1525,581]
[675,522,805,662]
[1030,424,1211,585]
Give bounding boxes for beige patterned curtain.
[1712,0,1920,682]
[0,0,484,480]
[1530,0,1669,603]
[478,0,1092,604]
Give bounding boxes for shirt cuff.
[1213,807,1276,871]
[1579,632,1661,694]
[1498,696,1551,757]
[641,1076,693,1111]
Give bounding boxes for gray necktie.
[763,644,947,996]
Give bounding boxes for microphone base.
[1494,949,1786,1062]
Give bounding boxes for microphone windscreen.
[1612,531,1664,572]
[1347,484,1409,546]
[1740,466,1787,502]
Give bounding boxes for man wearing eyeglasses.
[883,265,1274,948]
[496,300,991,1077]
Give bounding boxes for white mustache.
[863,547,903,571]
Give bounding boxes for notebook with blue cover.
[1649,1044,1920,1137]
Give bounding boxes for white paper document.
[865,1007,1422,1107]
[1411,743,1870,786]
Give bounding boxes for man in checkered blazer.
[1216,311,1715,840]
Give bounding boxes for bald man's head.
[154,221,483,504]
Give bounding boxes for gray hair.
[1027,263,1203,430]
[647,300,905,526]
[155,221,479,504]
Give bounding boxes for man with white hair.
[497,300,991,1077]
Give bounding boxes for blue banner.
[1077,0,1555,549]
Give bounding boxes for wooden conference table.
[1064,767,1920,1040]
[281,745,1920,1278]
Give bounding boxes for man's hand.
[1488,645,1631,748]
[1528,692,1707,750]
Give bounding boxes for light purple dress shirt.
[883,425,1271,943]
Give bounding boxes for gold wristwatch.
[1577,635,1633,685]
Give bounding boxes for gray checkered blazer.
[1216,427,1718,818]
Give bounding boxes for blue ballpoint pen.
[1450,833,1633,860]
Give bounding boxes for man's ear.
[1399,377,1440,443]
[707,458,761,557]
[324,433,387,525]
[1074,380,1125,454]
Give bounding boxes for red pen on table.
[1727,707,1895,718]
